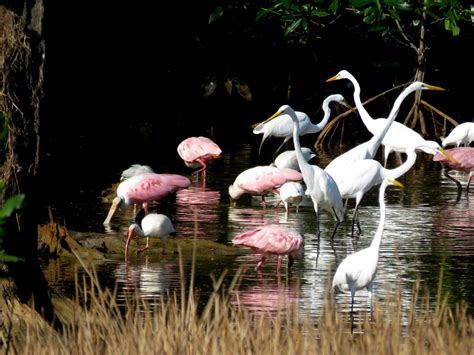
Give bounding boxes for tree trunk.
[0,1,56,324]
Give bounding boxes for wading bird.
[336,143,455,237]
[232,224,303,272]
[332,177,404,328]
[433,147,474,192]
[441,122,474,148]
[271,148,316,172]
[277,181,306,214]
[251,94,349,156]
[228,166,303,207]
[264,105,345,239]
[177,136,222,177]
[125,213,176,257]
[104,172,191,224]
[326,70,446,166]
[120,164,154,180]
[324,80,447,176]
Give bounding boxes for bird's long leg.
[444,169,462,191]
[277,256,282,271]
[137,237,150,254]
[350,293,355,334]
[351,206,361,238]
[255,256,266,270]
[193,159,207,176]
[331,207,341,241]
[466,174,472,192]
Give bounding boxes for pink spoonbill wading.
[433,146,474,192]
[103,172,191,224]
[177,136,222,177]
[228,166,303,207]
[232,224,303,272]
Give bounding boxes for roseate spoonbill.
[104,172,191,224]
[251,94,349,156]
[120,164,154,180]
[264,105,345,239]
[271,148,316,172]
[326,70,446,166]
[277,181,305,214]
[228,166,303,207]
[232,224,303,271]
[433,147,474,192]
[177,136,222,176]
[125,213,176,256]
[335,143,455,237]
[332,177,404,327]
[324,80,447,176]
[441,122,474,148]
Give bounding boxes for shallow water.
[40,138,474,324]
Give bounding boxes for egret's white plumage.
[332,177,404,317]
[326,70,446,166]
[264,105,345,239]
[441,122,474,148]
[271,148,316,171]
[252,94,348,156]
[278,181,305,214]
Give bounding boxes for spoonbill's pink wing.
[119,173,191,203]
[235,166,302,194]
[232,224,303,255]
[177,136,222,162]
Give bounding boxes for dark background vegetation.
[41,2,473,202]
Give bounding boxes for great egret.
[271,148,316,172]
[335,143,455,236]
[251,94,349,156]
[326,70,446,166]
[332,177,404,324]
[120,164,154,180]
[324,80,446,177]
[232,224,303,272]
[278,181,305,214]
[104,173,191,224]
[441,122,474,148]
[177,136,222,177]
[433,147,474,192]
[228,166,303,206]
[125,213,176,257]
[264,105,345,239]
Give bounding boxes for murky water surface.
[40,139,474,323]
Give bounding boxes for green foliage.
[255,0,473,45]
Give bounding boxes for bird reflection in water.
[231,271,300,316]
[115,256,181,303]
[174,184,221,239]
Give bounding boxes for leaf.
[209,6,224,24]
[0,194,25,219]
[285,18,302,35]
[201,80,218,97]
[0,254,24,262]
[350,0,374,8]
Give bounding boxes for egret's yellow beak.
[250,109,283,129]
[388,178,405,188]
[325,74,339,82]
[423,84,446,91]
[438,147,459,164]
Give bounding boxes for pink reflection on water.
[231,273,300,315]
[174,185,221,239]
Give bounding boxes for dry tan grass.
[1,251,473,355]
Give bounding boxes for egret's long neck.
[369,181,388,252]
[386,147,417,179]
[366,83,422,159]
[348,74,375,132]
[288,109,314,185]
[313,102,332,131]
